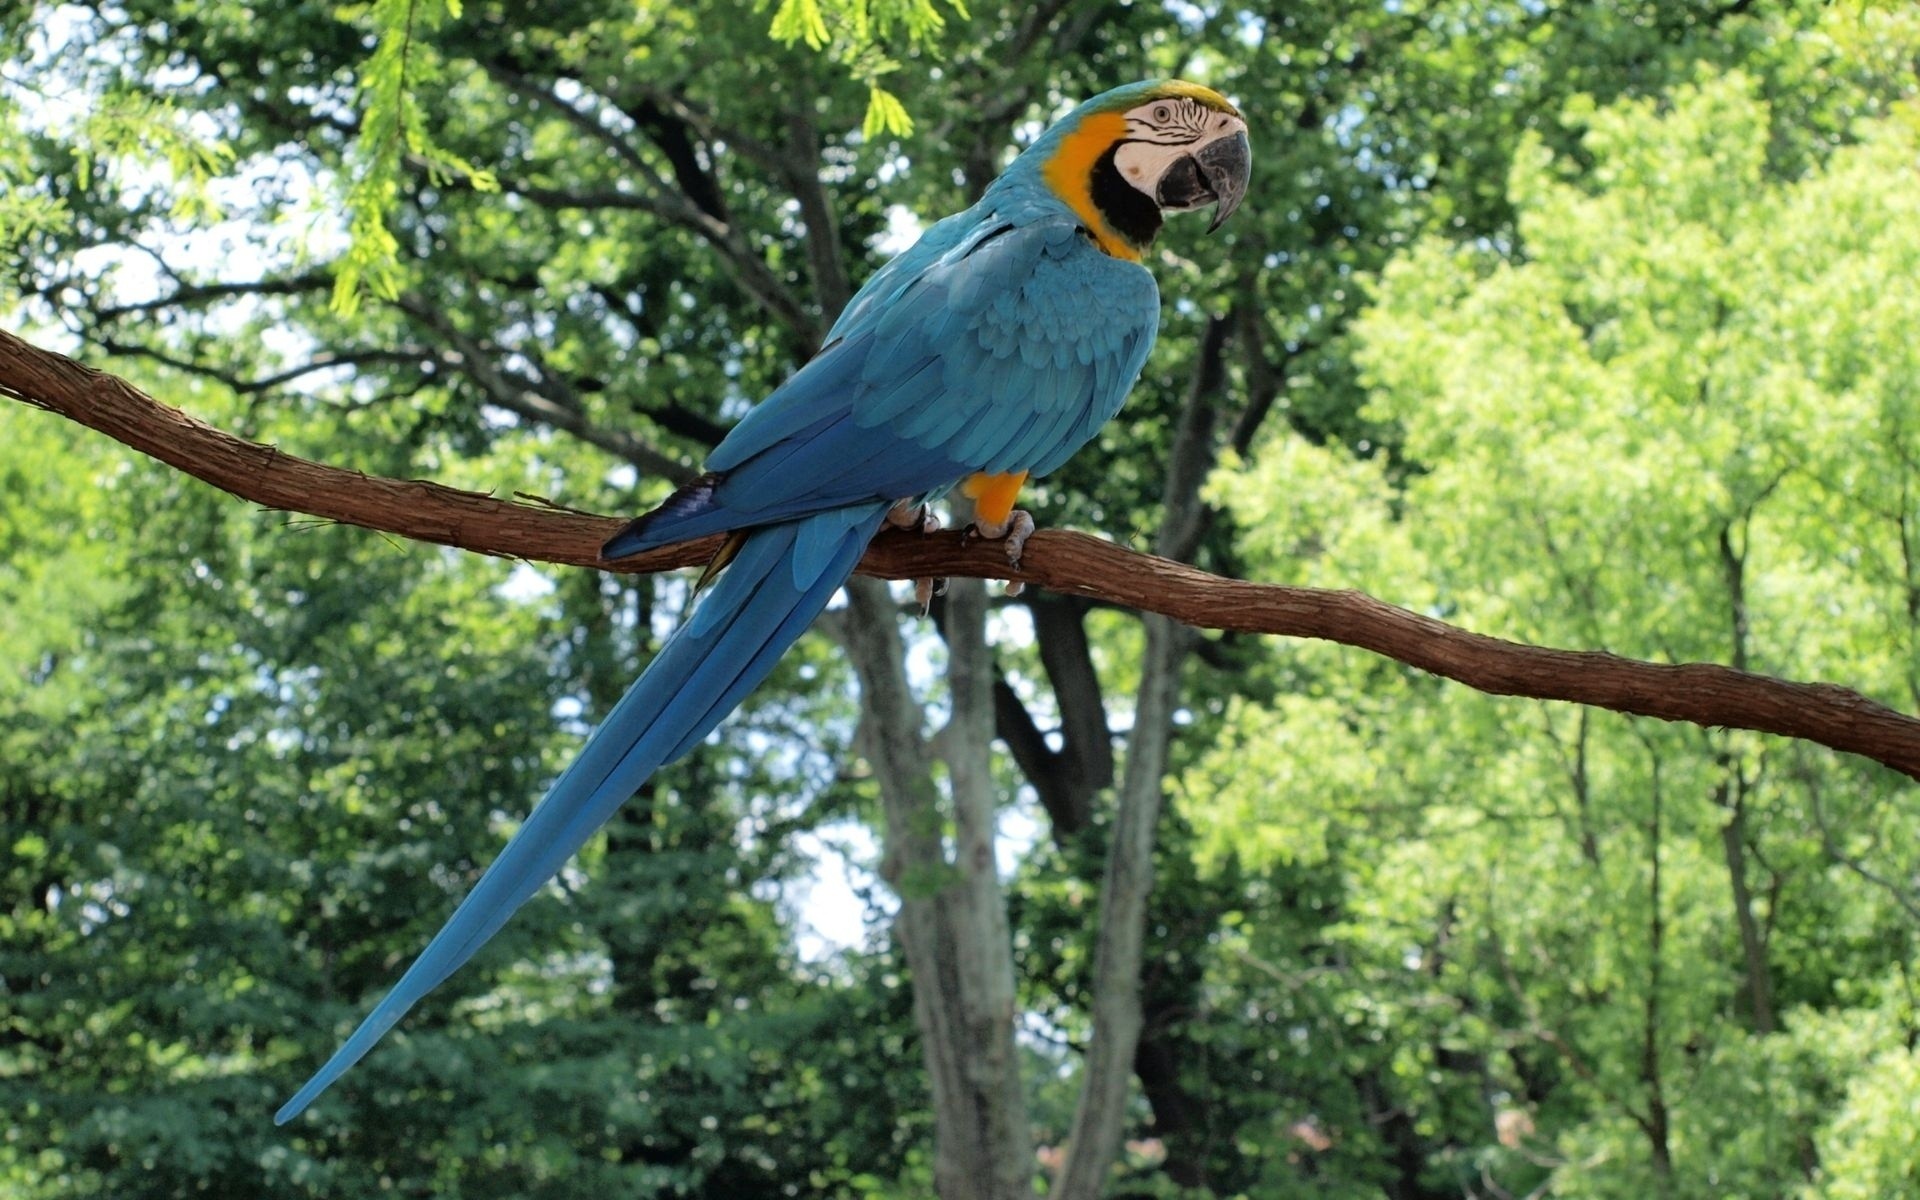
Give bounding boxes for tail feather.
[276,503,888,1124]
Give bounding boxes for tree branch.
[93,337,432,397]
[89,271,336,320]
[477,64,820,344]
[782,106,855,319]
[621,82,807,183]
[388,294,694,482]
[7,324,1920,780]
[990,671,1076,828]
[990,592,1116,840]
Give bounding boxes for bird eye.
[1152,104,1171,123]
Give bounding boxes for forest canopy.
[3,1,1919,1197]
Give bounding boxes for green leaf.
[769,0,830,50]
[862,86,913,140]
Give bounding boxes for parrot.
[276,78,1251,1123]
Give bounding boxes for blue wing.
[606,211,1158,555]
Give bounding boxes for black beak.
[1197,129,1250,233]
[1154,129,1252,233]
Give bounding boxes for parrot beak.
[1197,130,1250,233]
[1154,129,1252,233]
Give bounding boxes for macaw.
[276,79,1251,1123]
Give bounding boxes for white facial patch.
[1112,98,1248,203]
[1113,139,1196,201]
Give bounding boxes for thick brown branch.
[7,324,1920,780]
[1028,593,1114,836]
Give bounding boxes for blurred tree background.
[4,0,1919,1196]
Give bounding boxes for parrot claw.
[891,501,946,615]
[886,500,942,535]
[971,508,1034,560]
[969,508,1034,597]
[975,506,1036,560]
[916,575,948,618]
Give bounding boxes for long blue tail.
[276,504,888,1123]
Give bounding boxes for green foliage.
[334,0,498,312]
[1199,58,1920,1198]
[0,374,925,1196]
[73,89,236,224]
[764,0,969,137]
[7,0,1920,1196]
[0,103,71,272]
[340,0,964,310]
[1813,1042,1920,1199]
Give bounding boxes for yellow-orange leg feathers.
[961,471,1028,529]
[961,471,1034,596]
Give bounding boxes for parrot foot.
[889,501,947,615]
[915,575,949,618]
[969,508,1034,597]
[886,500,943,535]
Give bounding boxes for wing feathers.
[626,216,1156,547]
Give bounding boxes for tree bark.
[941,573,1038,1193]
[842,578,1036,1198]
[1053,610,1192,1200]
[6,324,1919,779]
[1055,315,1227,1197]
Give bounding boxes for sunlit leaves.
[0,100,71,266]
[769,0,831,49]
[1814,1044,1920,1199]
[1198,61,1920,1197]
[333,0,498,314]
[862,85,913,140]
[762,0,970,138]
[72,90,236,224]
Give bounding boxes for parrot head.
[1030,79,1251,261]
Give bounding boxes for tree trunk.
[1715,525,1777,1034]
[1718,773,1777,1034]
[841,577,1035,1198]
[1055,315,1229,1198]
[1642,752,1673,1183]
[1054,610,1193,1200]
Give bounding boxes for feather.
[277,505,889,1124]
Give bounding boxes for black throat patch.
[1091,142,1163,254]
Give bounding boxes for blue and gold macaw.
[277,79,1250,1123]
